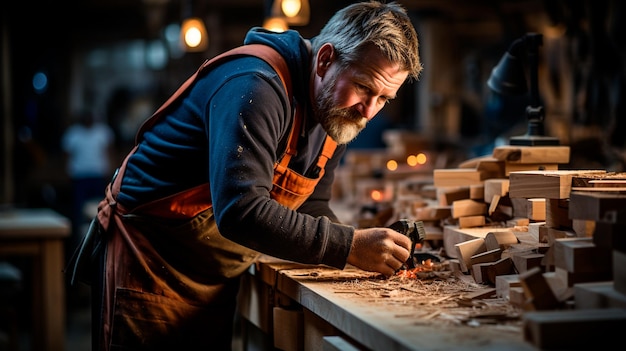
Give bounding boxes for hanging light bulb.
[180,17,208,52]
[270,0,309,26]
[281,0,301,18]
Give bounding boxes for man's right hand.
[346,227,412,277]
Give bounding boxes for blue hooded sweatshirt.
[115,27,352,269]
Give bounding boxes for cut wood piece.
[458,215,486,229]
[487,257,515,284]
[442,225,512,258]
[433,168,489,187]
[508,286,526,306]
[470,248,502,267]
[527,222,545,241]
[504,162,559,176]
[469,184,484,200]
[527,198,546,221]
[572,219,595,237]
[518,266,560,310]
[483,178,509,204]
[454,238,486,273]
[552,237,612,273]
[437,186,470,206]
[511,253,544,273]
[523,308,626,350]
[492,145,571,164]
[568,191,626,221]
[451,199,486,218]
[484,230,518,251]
[508,170,607,199]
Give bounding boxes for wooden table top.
[253,256,536,351]
[0,208,70,238]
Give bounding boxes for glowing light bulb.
[281,0,301,18]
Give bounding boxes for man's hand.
[346,227,412,277]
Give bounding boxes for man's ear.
[316,43,335,76]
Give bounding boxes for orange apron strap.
[315,136,337,170]
[135,44,292,144]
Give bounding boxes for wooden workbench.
[238,256,536,351]
[0,208,70,351]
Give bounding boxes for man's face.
[313,45,408,145]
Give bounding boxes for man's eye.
[355,83,369,93]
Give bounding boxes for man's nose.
[358,97,378,120]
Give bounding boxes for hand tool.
[387,219,426,269]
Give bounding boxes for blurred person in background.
[62,110,115,252]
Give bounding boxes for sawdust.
[329,264,524,331]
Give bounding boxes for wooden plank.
[484,230,518,251]
[491,145,570,164]
[527,198,546,221]
[433,169,487,187]
[451,199,486,218]
[552,237,612,273]
[508,170,607,199]
[504,163,559,176]
[573,281,626,309]
[273,307,303,351]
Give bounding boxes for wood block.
[506,217,530,227]
[487,257,515,284]
[475,158,506,179]
[527,222,545,241]
[545,198,571,229]
[483,178,509,204]
[469,184,484,201]
[527,198,546,221]
[495,274,521,299]
[511,253,544,274]
[574,281,626,309]
[458,215,485,229]
[518,266,560,310]
[504,162,559,176]
[304,309,339,351]
[451,199,486,218]
[437,186,470,206]
[471,262,491,284]
[492,145,571,164]
[484,230,518,251]
[508,170,607,199]
[569,191,626,221]
[470,248,502,266]
[442,226,512,259]
[523,308,626,350]
[273,307,303,351]
[553,237,612,273]
[433,168,488,187]
[454,238,487,273]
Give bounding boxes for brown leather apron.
[90,45,337,350]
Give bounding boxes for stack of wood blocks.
[427,145,626,349]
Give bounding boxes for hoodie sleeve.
[206,58,353,269]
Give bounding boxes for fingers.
[348,227,414,276]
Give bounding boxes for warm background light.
[180,17,208,52]
[386,160,398,171]
[263,17,289,32]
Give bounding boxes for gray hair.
[311,1,423,81]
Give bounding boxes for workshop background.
[1,1,626,350]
